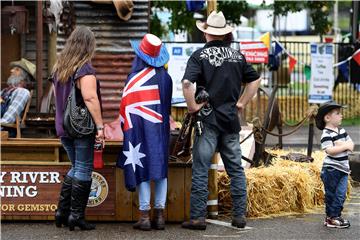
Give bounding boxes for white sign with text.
[308,43,334,103]
[166,43,203,106]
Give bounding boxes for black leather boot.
[133,210,151,231]
[152,208,165,230]
[68,178,95,231]
[55,175,72,228]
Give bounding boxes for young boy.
[315,101,354,228]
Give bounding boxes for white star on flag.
[123,142,145,172]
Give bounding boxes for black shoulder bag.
[63,77,95,138]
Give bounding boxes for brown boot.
[133,210,151,231]
[181,217,206,230]
[152,208,165,230]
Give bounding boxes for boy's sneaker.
[326,217,350,228]
[338,216,350,226]
[323,216,330,226]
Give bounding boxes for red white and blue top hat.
[130,33,169,68]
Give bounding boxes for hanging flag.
[338,61,349,81]
[186,0,205,12]
[259,32,270,50]
[304,65,311,81]
[274,41,283,56]
[352,49,360,66]
[117,58,173,191]
[288,55,297,74]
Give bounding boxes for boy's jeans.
[190,124,247,219]
[320,167,348,217]
[61,136,95,181]
[138,178,167,211]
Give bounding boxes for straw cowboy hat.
[196,11,234,36]
[91,0,134,21]
[315,101,345,130]
[130,33,169,68]
[10,58,36,80]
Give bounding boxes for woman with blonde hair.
[52,26,104,231]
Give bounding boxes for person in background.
[181,11,261,230]
[52,26,104,231]
[117,33,172,231]
[1,58,35,136]
[315,101,354,229]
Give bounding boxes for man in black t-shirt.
[181,11,261,230]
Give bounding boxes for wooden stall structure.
[0,138,192,222]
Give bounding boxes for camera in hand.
[195,86,209,104]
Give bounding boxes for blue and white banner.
[308,43,334,104]
[166,43,203,106]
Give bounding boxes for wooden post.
[36,1,43,112]
[48,31,57,75]
[207,0,217,15]
[207,153,219,219]
[206,0,218,219]
[307,116,314,157]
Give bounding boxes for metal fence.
[244,41,360,124]
[170,41,359,124]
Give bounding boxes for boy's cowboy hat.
[196,11,234,36]
[10,58,36,80]
[130,33,169,68]
[315,101,345,130]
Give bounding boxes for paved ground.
[2,185,359,240]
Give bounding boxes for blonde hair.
[52,26,96,83]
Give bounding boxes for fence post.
[307,116,314,157]
[207,152,219,219]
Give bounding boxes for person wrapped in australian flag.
[116,33,172,231]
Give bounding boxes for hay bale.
[218,150,352,218]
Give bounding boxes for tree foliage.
[273,1,334,36]
[150,1,334,38]
[150,0,249,38]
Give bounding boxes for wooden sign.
[0,165,116,216]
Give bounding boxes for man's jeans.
[61,136,95,181]
[190,124,247,219]
[138,178,167,211]
[320,167,348,217]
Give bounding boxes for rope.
[239,105,319,144]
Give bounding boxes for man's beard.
[7,75,23,87]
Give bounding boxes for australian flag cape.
[116,56,172,192]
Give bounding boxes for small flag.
[259,32,270,50]
[338,61,349,81]
[304,65,311,81]
[186,0,205,12]
[274,41,283,56]
[288,55,297,74]
[352,49,360,66]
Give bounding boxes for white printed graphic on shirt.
[200,47,243,67]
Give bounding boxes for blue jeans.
[320,167,348,218]
[61,136,95,181]
[190,124,247,219]
[138,178,167,211]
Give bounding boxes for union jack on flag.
[120,67,163,131]
[117,57,172,191]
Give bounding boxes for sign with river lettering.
[0,165,115,216]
